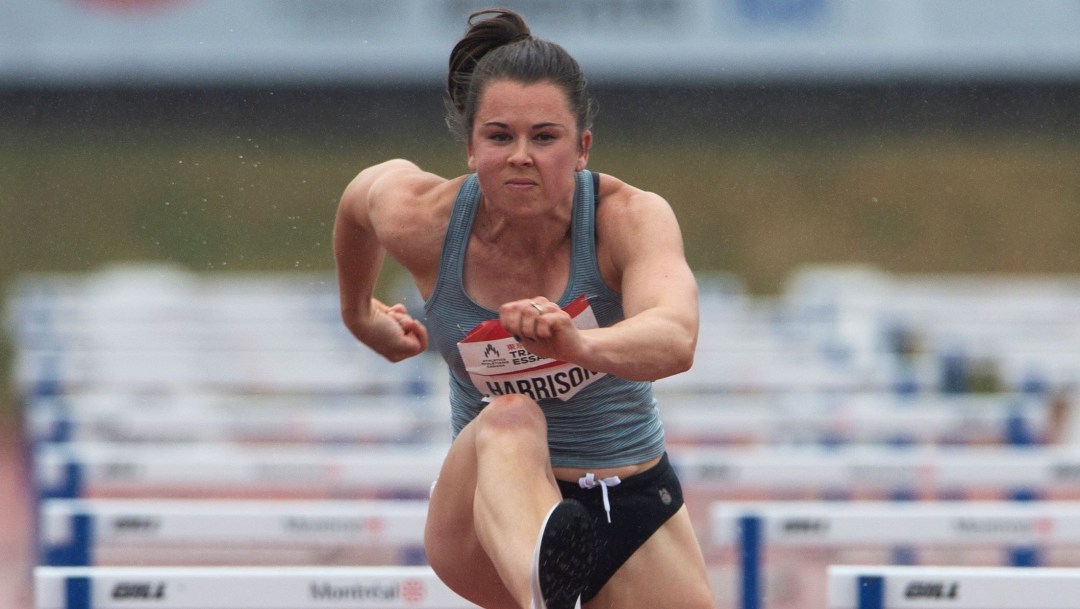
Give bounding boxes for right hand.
[353,300,429,362]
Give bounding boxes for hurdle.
[8,268,443,397]
[34,442,1080,504]
[25,389,1049,447]
[671,444,1080,502]
[24,391,447,445]
[39,498,429,567]
[828,565,1080,609]
[658,392,1050,447]
[782,266,1080,394]
[34,566,480,609]
[711,501,1080,609]
[13,342,441,396]
[32,442,447,502]
[32,431,1069,524]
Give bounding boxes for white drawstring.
[578,473,621,523]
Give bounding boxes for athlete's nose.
[508,139,532,166]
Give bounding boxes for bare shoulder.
[592,172,688,291]
[343,160,453,215]
[337,160,467,281]
[594,172,679,231]
[373,160,453,201]
[343,160,465,232]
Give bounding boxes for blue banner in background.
[1,0,1078,86]
[737,0,828,24]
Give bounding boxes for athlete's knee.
[473,394,547,453]
[477,394,545,433]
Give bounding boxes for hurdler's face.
[468,79,591,214]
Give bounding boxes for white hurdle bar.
[828,565,1080,609]
[9,268,442,397]
[34,443,1080,503]
[34,566,480,609]
[33,442,448,502]
[712,501,1080,609]
[39,498,429,567]
[24,392,447,445]
[672,445,1080,500]
[658,392,1050,446]
[25,390,1050,447]
[13,345,439,396]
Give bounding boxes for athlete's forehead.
[474,80,575,128]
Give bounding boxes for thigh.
[584,507,716,609]
[424,423,519,609]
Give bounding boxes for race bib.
[457,295,606,402]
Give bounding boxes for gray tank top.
[423,170,665,468]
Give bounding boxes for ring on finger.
[529,301,544,314]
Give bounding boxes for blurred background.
[4,0,1080,410]
[6,2,1080,609]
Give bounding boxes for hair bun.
[444,7,594,143]
[447,9,531,115]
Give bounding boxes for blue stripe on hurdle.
[857,575,884,609]
[738,515,761,609]
[44,514,93,567]
[1009,488,1040,501]
[52,416,73,444]
[37,396,75,444]
[65,576,91,609]
[39,461,83,502]
[1009,546,1041,567]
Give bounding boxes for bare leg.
[426,395,564,609]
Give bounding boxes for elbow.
[668,333,697,376]
[672,344,695,376]
[639,337,695,382]
[678,353,695,375]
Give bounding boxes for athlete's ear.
[467,140,477,171]
[575,131,592,171]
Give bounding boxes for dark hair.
[445,7,596,142]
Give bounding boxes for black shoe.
[530,499,597,609]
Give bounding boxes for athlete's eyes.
[481,130,559,143]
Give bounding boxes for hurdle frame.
[828,565,1080,609]
[34,565,480,609]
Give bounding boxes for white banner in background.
[2,0,1080,85]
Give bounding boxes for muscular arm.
[507,180,699,381]
[333,159,438,362]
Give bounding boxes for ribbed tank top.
[423,170,665,468]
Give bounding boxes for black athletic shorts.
[556,452,684,602]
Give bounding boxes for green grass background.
[4,85,1080,417]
